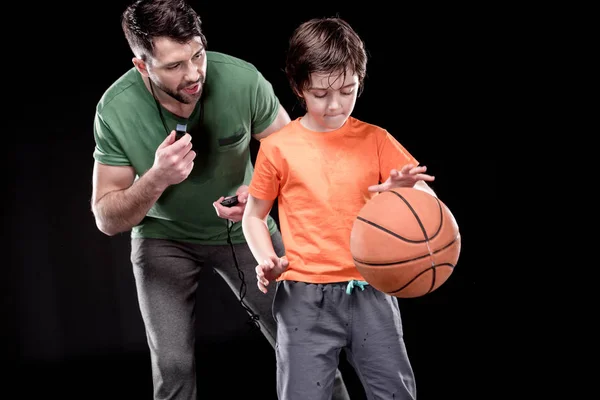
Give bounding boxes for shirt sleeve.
[92,111,130,166]
[249,145,281,201]
[250,71,280,136]
[379,130,419,182]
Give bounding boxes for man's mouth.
[183,83,200,94]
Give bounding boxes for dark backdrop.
[7,2,492,399]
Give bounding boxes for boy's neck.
[300,114,348,133]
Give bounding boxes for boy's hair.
[121,0,207,63]
[285,17,367,102]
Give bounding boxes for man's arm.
[91,131,195,236]
[252,104,291,141]
[91,161,168,236]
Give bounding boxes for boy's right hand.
[256,255,289,294]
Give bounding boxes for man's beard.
[150,74,205,104]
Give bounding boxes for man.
[90,0,351,399]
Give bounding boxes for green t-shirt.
[93,51,279,244]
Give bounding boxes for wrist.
[143,167,170,193]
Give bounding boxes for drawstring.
[346,280,369,295]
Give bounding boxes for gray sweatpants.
[130,230,350,400]
[273,280,417,400]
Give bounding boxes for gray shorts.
[273,280,417,400]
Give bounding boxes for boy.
[242,17,436,400]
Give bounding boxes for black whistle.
[175,123,187,140]
[220,196,239,207]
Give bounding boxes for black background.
[7,2,493,399]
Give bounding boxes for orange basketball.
[350,187,461,298]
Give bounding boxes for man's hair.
[285,17,367,101]
[121,0,207,62]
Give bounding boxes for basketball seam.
[352,235,460,266]
[387,263,455,295]
[355,191,445,244]
[388,189,444,241]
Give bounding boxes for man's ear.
[132,57,149,77]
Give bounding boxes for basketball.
[350,187,461,298]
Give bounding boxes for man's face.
[301,70,359,132]
[146,36,207,105]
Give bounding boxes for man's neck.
[160,97,196,119]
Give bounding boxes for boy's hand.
[256,255,289,294]
[368,164,434,193]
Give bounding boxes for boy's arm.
[242,194,278,263]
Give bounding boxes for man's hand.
[151,131,196,189]
[213,185,250,222]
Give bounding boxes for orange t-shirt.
[249,117,418,283]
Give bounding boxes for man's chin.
[179,90,203,104]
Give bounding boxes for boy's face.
[300,70,358,132]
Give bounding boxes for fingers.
[255,264,270,294]
[185,161,195,176]
[213,199,237,220]
[400,164,414,174]
[212,199,245,221]
[367,184,385,193]
[156,133,193,165]
[237,192,249,204]
[170,133,193,154]
[183,147,197,166]
[158,132,192,157]
[258,257,277,276]
[212,197,225,217]
[160,131,192,152]
[255,256,287,293]
[235,185,250,204]
[417,173,435,182]
[236,185,249,195]
[257,281,268,294]
[410,165,427,175]
[369,165,434,193]
[397,165,432,179]
[398,164,424,176]
[269,255,289,277]
[268,254,281,264]
[158,130,177,149]
[407,166,434,182]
